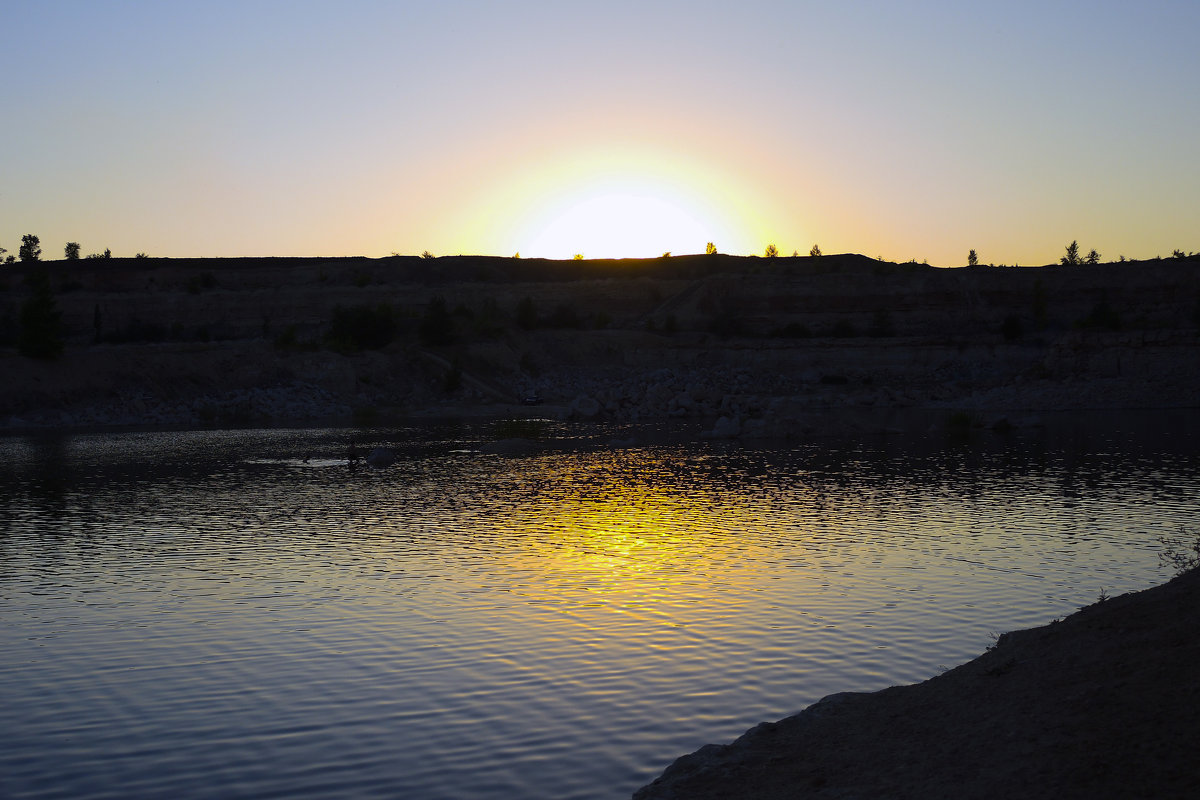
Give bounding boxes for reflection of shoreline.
[635,567,1200,799]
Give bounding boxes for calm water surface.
[2,413,1197,799]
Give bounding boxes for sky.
[2,0,1198,265]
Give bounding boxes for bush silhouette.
[764,243,779,258]
[809,244,822,257]
[64,242,81,260]
[328,303,398,351]
[968,249,978,267]
[706,242,717,255]
[1077,295,1121,331]
[18,268,63,359]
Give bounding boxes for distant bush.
[64,242,81,260]
[1076,295,1121,331]
[764,243,779,258]
[329,303,399,351]
[706,242,718,255]
[968,249,978,267]
[809,244,822,257]
[1001,314,1024,341]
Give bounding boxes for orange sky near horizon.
[2,2,1198,267]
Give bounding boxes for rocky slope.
[2,254,1197,429]
[634,567,1200,799]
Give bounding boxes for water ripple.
[1,414,1198,798]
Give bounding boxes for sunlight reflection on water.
[1,414,1197,799]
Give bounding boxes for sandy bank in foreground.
[634,568,1200,799]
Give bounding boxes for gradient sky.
[3,1,1197,265]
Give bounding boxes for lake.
[2,411,1197,799]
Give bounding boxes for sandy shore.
[634,568,1200,799]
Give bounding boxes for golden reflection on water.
[479,450,788,611]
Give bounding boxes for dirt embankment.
[2,254,1198,429]
[634,568,1200,800]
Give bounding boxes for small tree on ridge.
[19,234,41,262]
[1061,240,1081,266]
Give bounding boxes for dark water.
[1,413,1197,799]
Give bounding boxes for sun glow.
[524,188,718,260]
[491,146,764,260]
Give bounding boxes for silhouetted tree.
[19,234,41,262]
[18,268,64,359]
[1085,248,1101,265]
[705,242,718,255]
[1061,240,1080,266]
[64,242,81,260]
[968,249,979,267]
[764,243,779,258]
[421,250,434,259]
[809,244,822,257]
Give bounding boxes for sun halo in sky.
[496,147,765,260]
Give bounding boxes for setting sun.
[494,145,766,260]
[524,189,717,260]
